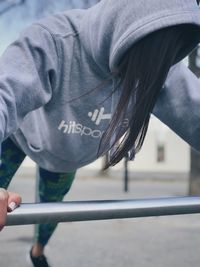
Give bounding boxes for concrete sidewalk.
[0,169,200,267]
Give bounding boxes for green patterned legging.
[0,138,76,246]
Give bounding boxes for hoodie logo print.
[88,107,112,125]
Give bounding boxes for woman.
[1,0,200,266]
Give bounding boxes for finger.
[7,192,22,212]
[0,188,9,231]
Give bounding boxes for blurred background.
[1,1,200,267]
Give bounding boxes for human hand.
[0,188,21,231]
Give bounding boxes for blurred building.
[83,116,190,179]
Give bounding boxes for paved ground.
[0,168,200,267]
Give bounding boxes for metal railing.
[6,196,200,226]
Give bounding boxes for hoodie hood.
[81,0,200,72]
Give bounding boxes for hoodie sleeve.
[153,62,200,151]
[0,23,59,145]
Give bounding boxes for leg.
[0,138,26,188]
[31,168,76,257]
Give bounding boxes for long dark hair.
[98,24,200,167]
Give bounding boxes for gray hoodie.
[0,0,200,172]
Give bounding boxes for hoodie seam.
[35,22,79,39]
[33,23,81,101]
[33,22,69,78]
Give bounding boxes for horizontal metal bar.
[6,196,200,226]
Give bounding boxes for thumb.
[7,191,22,212]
